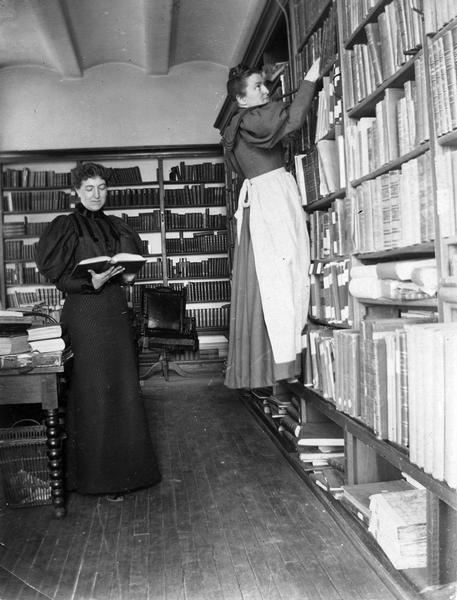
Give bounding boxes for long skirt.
[62,284,161,495]
[224,169,310,389]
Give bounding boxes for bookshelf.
[0,145,230,356]
[215,0,457,593]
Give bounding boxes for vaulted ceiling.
[0,0,268,78]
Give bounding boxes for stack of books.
[368,488,427,569]
[0,311,33,369]
[341,479,414,526]
[27,323,70,367]
[297,422,345,468]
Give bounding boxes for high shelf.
[215,0,457,596]
[0,145,230,355]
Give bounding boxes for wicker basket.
[0,420,51,508]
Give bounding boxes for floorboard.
[0,365,414,600]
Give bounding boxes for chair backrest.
[142,286,186,333]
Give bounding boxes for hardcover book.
[297,422,344,446]
[71,253,146,278]
[27,324,62,341]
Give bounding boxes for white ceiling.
[0,0,268,78]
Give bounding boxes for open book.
[71,253,146,279]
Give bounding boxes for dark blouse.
[222,79,316,179]
[35,203,142,295]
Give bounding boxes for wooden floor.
[0,365,411,600]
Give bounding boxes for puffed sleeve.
[240,79,316,148]
[35,215,97,294]
[110,215,143,254]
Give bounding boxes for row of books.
[105,188,160,208]
[164,185,225,206]
[2,190,72,212]
[295,139,346,207]
[305,314,457,489]
[309,199,352,260]
[4,240,37,261]
[107,166,143,185]
[5,264,47,286]
[423,0,457,36]
[6,288,64,309]
[342,2,422,106]
[352,154,435,253]
[429,24,457,137]
[134,257,229,281]
[169,257,229,280]
[346,75,429,180]
[121,211,161,231]
[340,0,377,42]
[295,95,319,154]
[166,231,227,255]
[168,161,225,182]
[183,280,231,303]
[294,2,338,76]
[1,165,144,189]
[164,209,226,231]
[309,259,350,324]
[314,69,343,143]
[435,145,457,238]
[292,0,333,47]
[2,184,226,214]
[107,185,226,209]
[2,219,48,238]
[2,168,72,189]
[186,305,229,329]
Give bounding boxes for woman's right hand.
[89,265,125,290]
[304,57,321,83]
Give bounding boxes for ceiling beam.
[31,0,82,78]
[144,0,174,75]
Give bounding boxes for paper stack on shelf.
[368,488,427,569]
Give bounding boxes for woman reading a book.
[36,162,161,502]
[222,58,320,389]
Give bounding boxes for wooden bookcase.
[0,145,230,354]
[215,0,457,594]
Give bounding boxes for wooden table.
[0,365,67,517]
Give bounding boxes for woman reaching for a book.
[36,161,161,502]
[222,57,320,390]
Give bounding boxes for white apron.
[234,167,310,364]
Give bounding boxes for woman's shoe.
[105,493,124,502]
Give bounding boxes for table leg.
[45,409,66,518]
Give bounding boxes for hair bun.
[228,64,249,80]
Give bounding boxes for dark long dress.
[36,203,161,495]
